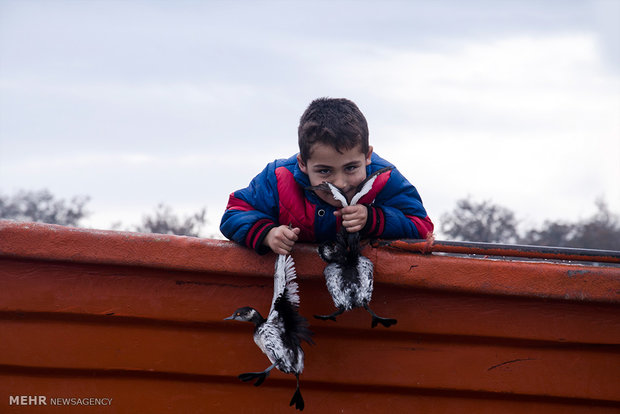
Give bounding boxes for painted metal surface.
[1,220,619,413]
[374,239,620,264]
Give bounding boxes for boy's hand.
[335,205,368,233]
[264,225,300,255]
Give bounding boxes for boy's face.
[298,143,373,207]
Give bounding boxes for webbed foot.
[313,307,345,322]
[371,315,398,328]
[238,371,269,386]
[364,304,397,328]
[289,376,304,411]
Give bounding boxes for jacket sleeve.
[361,167,433,240]
[220,162,280,254]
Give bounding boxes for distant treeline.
[1,189,619,250]
[0,189,207,238]
[441,197,619,250]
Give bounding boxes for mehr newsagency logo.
[9,395,113,406]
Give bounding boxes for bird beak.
[224,315,235,320]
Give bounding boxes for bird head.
[224,306,262,323]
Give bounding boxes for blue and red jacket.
[220,152,433,254]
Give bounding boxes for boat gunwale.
[1,220,619,304]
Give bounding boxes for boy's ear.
[297,154,308,174]
[365,146,374,165]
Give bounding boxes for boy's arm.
[220,163,280,255]
[360,168,434,240]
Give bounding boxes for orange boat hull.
[1,221,619,413]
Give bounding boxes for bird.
[306,166,397,328]
[224,254,314,411]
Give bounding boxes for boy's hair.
[298,97,369,163]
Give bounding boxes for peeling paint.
[567,270,592,278]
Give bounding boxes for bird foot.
[371,315,398,328]
[238,371,269,387]
[364,304,397,328]
[289,386,305,411]
[313,307,345,322]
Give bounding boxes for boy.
[220,97,433,255]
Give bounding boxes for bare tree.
[133,203,207,237]
[440,197,520,243]
[0,189,90,226]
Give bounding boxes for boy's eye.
[317,169,331,175]
[345,165,358,173]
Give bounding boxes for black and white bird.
[307,166,397,328]
[225,254,314,411]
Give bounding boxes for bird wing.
[306,182,348,207]
[357,255,374,298]
[271,254,300,313]
[323,263,348,308]
[270,254,314,347]
[323,182,349,207]
[350,166,394,206]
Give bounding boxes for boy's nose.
[333,174,347,190]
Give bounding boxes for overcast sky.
[1,0,619,238]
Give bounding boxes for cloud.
[303,33,620,225]
[1,0,618,239]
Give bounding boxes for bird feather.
[323,182,348,207]
[272,254,299,311]
[350,166,393,206]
